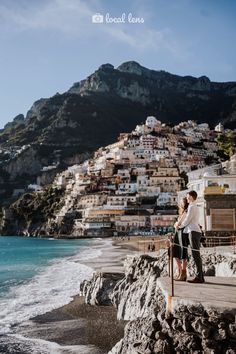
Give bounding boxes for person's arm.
[178,211,187,224]
[174,212,185,229]
[174,215,180,228]
[177,205,193,229]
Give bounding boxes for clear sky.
[0,0,236,128]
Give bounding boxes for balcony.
[204,186,225,195]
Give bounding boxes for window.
[211,209,235,230]
[208,181,218,187]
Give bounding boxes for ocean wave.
[0,243,103,335]
[0,333,100,354]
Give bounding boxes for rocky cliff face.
[81,272,124,306]
[0,186,66,236]
[1,61,236,150]
[69,61,236,128]
[3,146,42,180]
[1,60,236,211]
[70,61,233,98]
[81,252,236,354]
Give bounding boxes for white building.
[117,169,130,179]
[197,123,210,131]
[137,175,149,188]
[115,215,146,231]
[188,172,236,197]
[140,134,156,149]
[135,124,150,136]
[117,182,137,194]
[106,195,136,208]
[178,161,236,232]
[156,192,177,206]
[145,116,161,129]
[215,122,224,133]
[155,149,169,161]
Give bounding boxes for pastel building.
[178,158,236,234]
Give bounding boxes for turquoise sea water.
[0,236,102,338]
[0,236,89,297]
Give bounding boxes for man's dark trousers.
[188,231,204,280]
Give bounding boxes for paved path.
[158,277,236,314]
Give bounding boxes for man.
[177,190,205,283]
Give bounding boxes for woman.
[172,197,189,281]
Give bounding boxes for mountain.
[0,61,235,204]
[1,61,236,147]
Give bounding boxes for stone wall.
[81,252,236,354]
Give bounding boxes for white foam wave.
[0,243,102,335]
[0,333,99,354]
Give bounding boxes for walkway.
[158,276,236,314]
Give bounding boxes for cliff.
[2,61,236,149]
[81,252,236,353]
[0,186,66,236]
[1,60,236,207]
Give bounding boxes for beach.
[0,236,165,354]
[13,237,142,354]
[1,236,235,353]
[17,295,125,354]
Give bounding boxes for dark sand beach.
[12,237,164,353]
[20,296,125,354]
[15,238,141,354]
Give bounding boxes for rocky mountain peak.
[194,75,211,91]
[98,63,114,71]
[69,61,222,102]
[3,113,25,130]
[117,61,144,75]
[13,114,25,122]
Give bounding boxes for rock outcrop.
[3,146,42,180]
[80,272,124,306]
[81,252,236,354]
[0,186,66,236]
[109,299,236,354]
[111,252,236,322]
[112,255,167,321]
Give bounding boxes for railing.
[206,236,236,253]
[136,234,236,298]
[137,236,167,255]
[114,233,236,298]
[168,234,236,297]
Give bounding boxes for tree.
[216,131,236,157]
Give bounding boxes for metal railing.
[114,233,236,298]
[136,234,236,298]
[168,234,236,297]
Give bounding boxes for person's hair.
[188,190,198,200]
[179,197,189,215]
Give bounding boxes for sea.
[0,236,102,354]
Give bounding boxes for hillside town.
[33,116,234,238]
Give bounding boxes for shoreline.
[19,295,126,354]
[15,237,140,353]
[1,237,236,353]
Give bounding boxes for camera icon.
[92,13,104,23]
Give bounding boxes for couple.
[173,190,205,284]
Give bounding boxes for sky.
[0,0,236,128]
